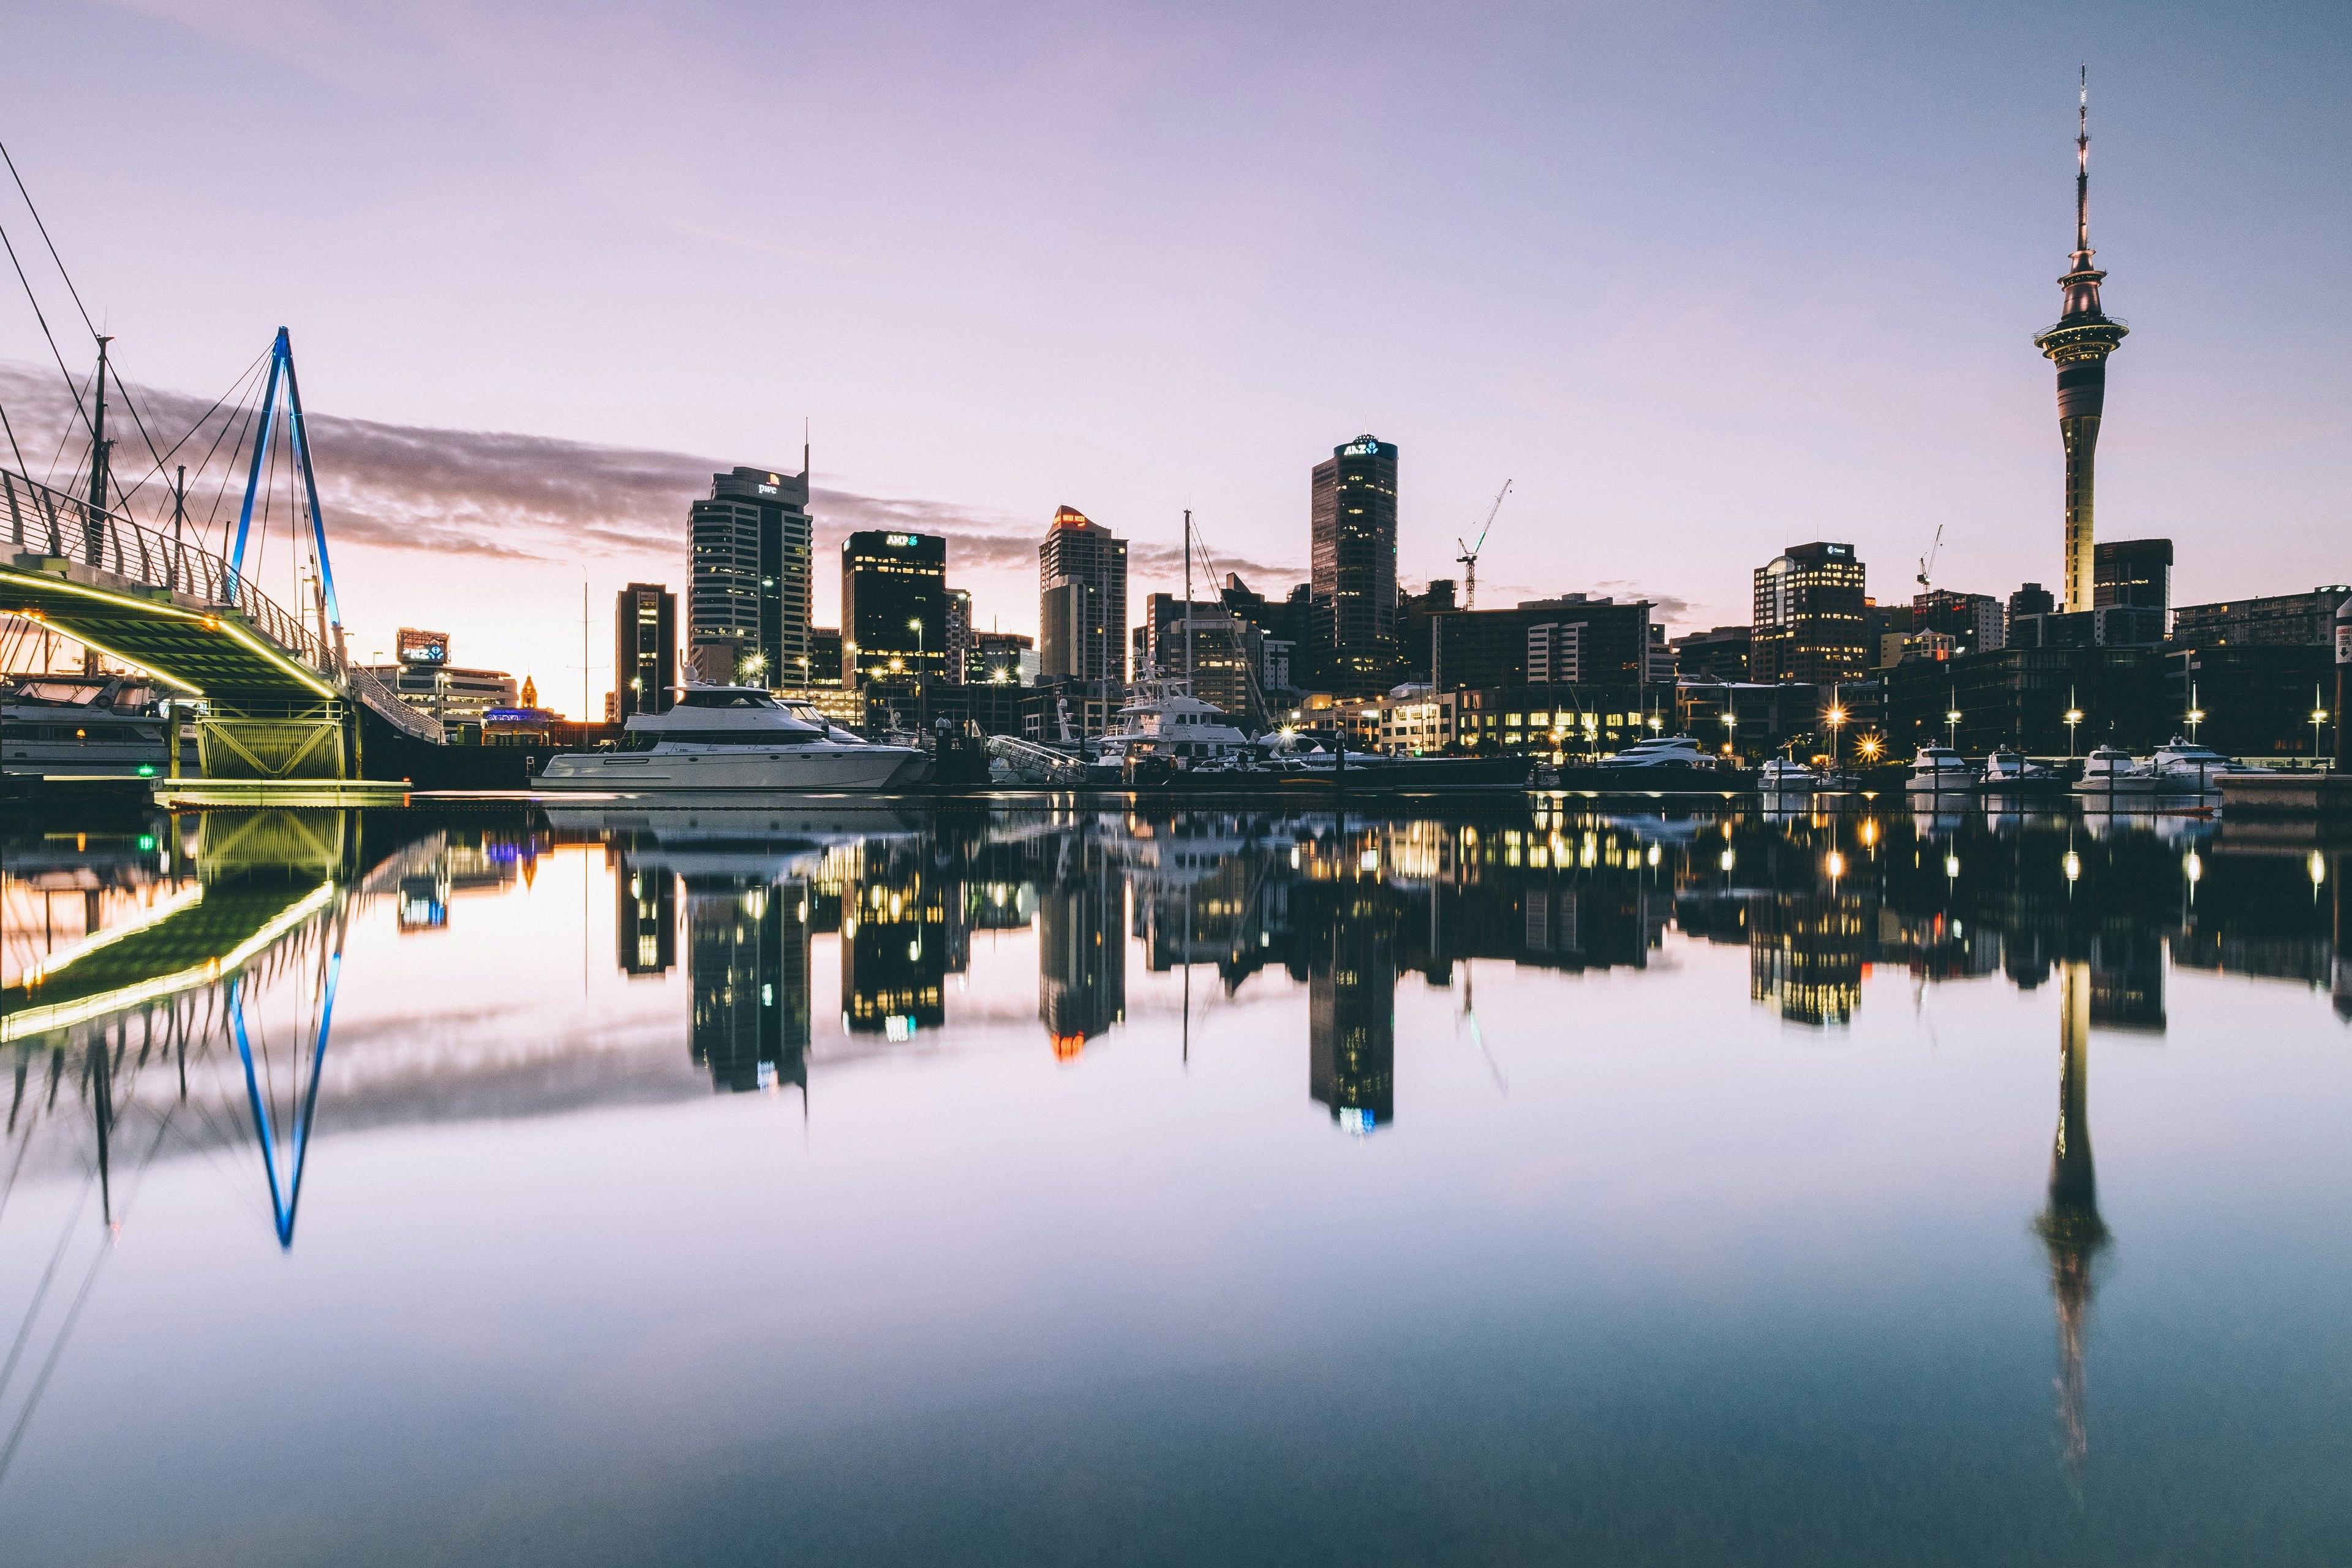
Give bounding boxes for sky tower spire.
[2075,66,2091,260]
[2034,67,2129,613]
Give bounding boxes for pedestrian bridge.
[1,464,441,777]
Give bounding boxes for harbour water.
[2,801,2348,1566]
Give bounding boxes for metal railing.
[983,733,1095,784]
[2,466,442,744]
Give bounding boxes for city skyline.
[2,4,2348,698]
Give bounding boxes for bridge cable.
[0,137,178,504]
[111,350,268,512]
[204,390,265,555]
[0,216,96,446]
[0,1112,175,1490]
[0,140,97,341]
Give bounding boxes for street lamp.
[908,617,925,678]
[1944,688,1961,750]
[2313,702,2330,763]
[1823,700,1847,766]
[1856,734,1882,763]
[2064,685,2082,759]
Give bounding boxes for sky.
[2,0,2348,706]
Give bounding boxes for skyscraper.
[613,582,676,720]
[2092,538,2172,616]
[1038,506,1128,685]
[688,461,812,686]
[944,588,974,685]
[2034,74,2130,613]
[1751,541,1868,683]
[1311,434,1399,695]
[841,531,948,685]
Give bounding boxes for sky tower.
[2034,69,2130,613]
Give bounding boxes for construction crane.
[1917,522,1945,589]
[1456,479,1512,611]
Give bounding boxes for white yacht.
[2072,744,2162,801]
[1756,757,1819,795]
[2150,736,2268,793]
[537,685,929,793]
[778,698,867,745]
[1,675,175,777]
[1092,679,1253,776]
[1979,747,2059,797]
[1596,735,1719,771]
[1906,745,1978,795]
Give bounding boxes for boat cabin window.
[677,688,780,709]
[621,726,822,750]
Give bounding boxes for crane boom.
[1917,522,1945,589]
[1455,478,1512,611]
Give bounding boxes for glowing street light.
[2064,685,2083,758]
[1855,734,1883,763]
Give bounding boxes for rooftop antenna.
[1455,480,1511,611]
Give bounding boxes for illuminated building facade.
[2033,78,2130,612]
[944,589,973,685]
[1751,541,1868,684]
[1038,507,1128,685]
[614,582,676,720]
[1310,435,1399,696]
[2092,538,2171,619]
[842,530,948,685]
[688,463,812,687]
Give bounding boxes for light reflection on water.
[0,801,2348,1566]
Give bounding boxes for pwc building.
[688,464,812,687]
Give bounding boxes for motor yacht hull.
[536,745,929,793]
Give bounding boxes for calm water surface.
[1,800,2348,1566]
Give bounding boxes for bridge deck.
[3,467,440,743]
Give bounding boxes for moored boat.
[537,685,928,793]
[1906,745,1978,796]
[2070,744,2162,801]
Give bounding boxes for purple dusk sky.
[3,1,2347,702]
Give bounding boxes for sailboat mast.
[1183,509,1194,684]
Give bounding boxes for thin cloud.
[0,360,1060,578]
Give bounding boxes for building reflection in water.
[842,839,945,1039]
[2034,960,2110,1483]
[1310,890,1395,1133]
[617,861,677,976]
[1747,893,1867,1027]
[685,873,810,1096]
[1038,831,1124,1060]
